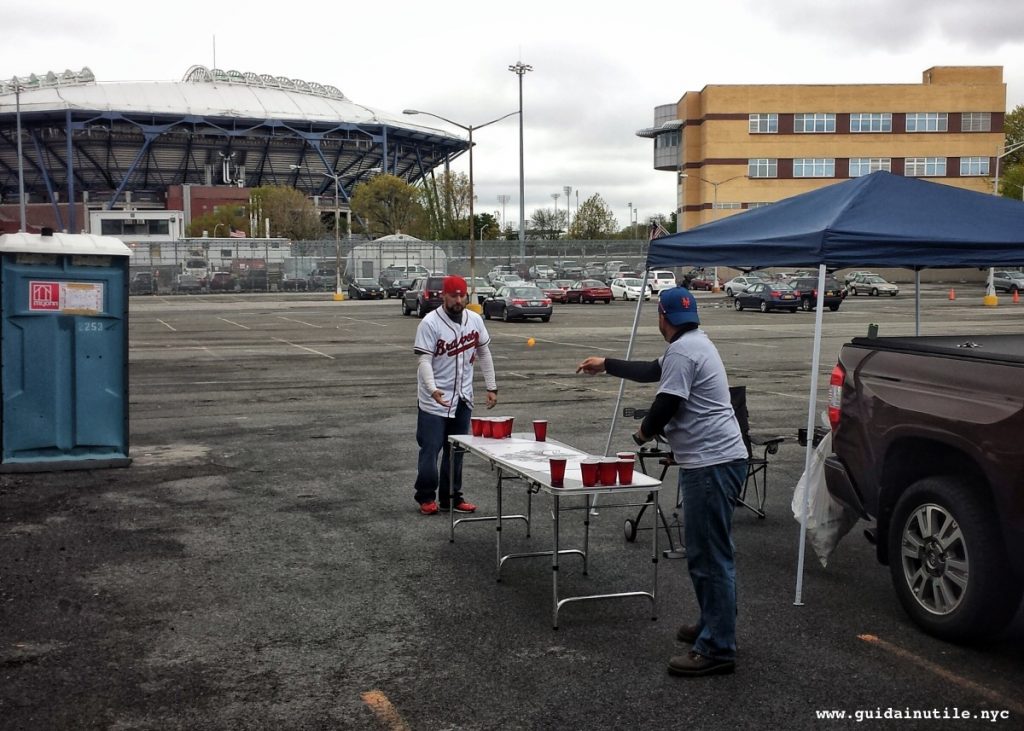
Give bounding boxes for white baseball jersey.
[414,307,492,417]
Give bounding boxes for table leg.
[496,469,503,582]
[651,490,659,620]
[448,443,457,543]
[582,494,591,577]
[551,493,560,629]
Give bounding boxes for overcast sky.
[6,0,1023,231]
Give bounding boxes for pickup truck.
[824,334,1024,642]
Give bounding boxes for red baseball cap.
[442,275,468,296]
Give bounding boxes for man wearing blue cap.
[576,286,748,677]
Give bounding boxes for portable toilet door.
[0,229,132,471]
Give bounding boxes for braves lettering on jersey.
[414,307,491,416]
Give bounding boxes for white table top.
[449,433,661,495]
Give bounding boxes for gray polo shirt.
[657,329,748,468]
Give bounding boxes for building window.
[746,202,772,209]
[906,113,948,132]
[850,113,892,133]
[961,112,992,132]
[905,157,947,176]
[794,113,836,133]
[748,159,778,178]
[657,131,680,148]
[714,202,743,210]
[960,156,990,176]
[794,158,835,177]
[749,113,778,134]
[849,158,892,177]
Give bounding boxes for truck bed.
[849,334,1024,364]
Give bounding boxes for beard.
[445,302,464,319]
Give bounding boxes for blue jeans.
[679,459,748,661]
[414,401,471,506]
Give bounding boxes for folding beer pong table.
[447,433,662,629]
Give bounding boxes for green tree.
[998,105,1024,198]
[475,212,500,240]
[249,185,325,240]
[529,207,565,238]
[419,171,470,239]
[350,174,428,237]
[187,205,248,238]
[569,194,618,239]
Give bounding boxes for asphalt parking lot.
[3,285,1023,729]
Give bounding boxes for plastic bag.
[791,432,859,567]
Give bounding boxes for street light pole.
[509,61,532,263]
[551,193,559,238]
[13,79,27,231]
[680,173,746,290]
[404,108,519,312]
[563,186,572,238]
[290,164,344,301]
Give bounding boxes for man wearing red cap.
[413,275,498,515]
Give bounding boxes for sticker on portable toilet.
[28,281,104,314]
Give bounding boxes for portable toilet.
[0,229,132,471]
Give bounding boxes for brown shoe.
[667,650,735,677]
[676,624,699,643]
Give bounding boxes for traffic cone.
[948,288,956,301]
[1014,290,1020,304]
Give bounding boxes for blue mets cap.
[658,286,700,326]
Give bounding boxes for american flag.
[648,220,670,240]
[229,227,246,238]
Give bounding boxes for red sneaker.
[419,501,439,515]
[452,500,477,514]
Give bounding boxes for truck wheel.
[888,475,1023,642]
[417,302,426,318]
[402,300,410,316]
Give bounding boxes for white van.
[649,270,678,293]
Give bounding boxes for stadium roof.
[0,66,468,231]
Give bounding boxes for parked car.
[732,281,799,312]
[610,277,652,301]
[466,277,496,304]
[846,275,899,297]
[566,279,613,304]
[723,274,768,297]
[347,278,385,300]
[381,265,430,286]
[382,277,413,298]
[533,279,568,304]
[992,270,1024,293]
[129,271,157,295]
[309,267,338,291]
[648,270,678,293]
[402,276,446,317]
[208,271,237,292]
[682,269,722,291]
[490,273,526,287]
[482,285,552,322]
[528,264,557,280]
[279,274,309,291]
[556,261,583,279]
[843,270,877,284]
[787,276,845,311]
[487,265,519,284]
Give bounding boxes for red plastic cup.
[471,417,484,437]
[616,451,635,462]
[598,459,618,486]
[580,459,600,487]
[481,418,494,438]
[504,417,514,438]
[549,457,567,487]
[617,459,635,485]
[533,420,548,441]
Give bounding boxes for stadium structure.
[0,66,468,234]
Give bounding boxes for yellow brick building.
[638,67,1007,232]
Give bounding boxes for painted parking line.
[218,317,251,330]
[858,634,1024,716]
[277,316,322,328]
[360,690,410,730]
[270,337,335,359]
[549,378,622,396]
[338,316,390,327]
[156,319,177,332]
[491,333,618,352]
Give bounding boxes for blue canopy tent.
[608,171,1024,605]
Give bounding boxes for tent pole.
[593,269,652,515]
[794,263,828,606]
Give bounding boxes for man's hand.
[576,356,606,375]
[486,391,498,409]
[431,390,451,407]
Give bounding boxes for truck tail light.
[425,289,436,299]
[828,363,845,432]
